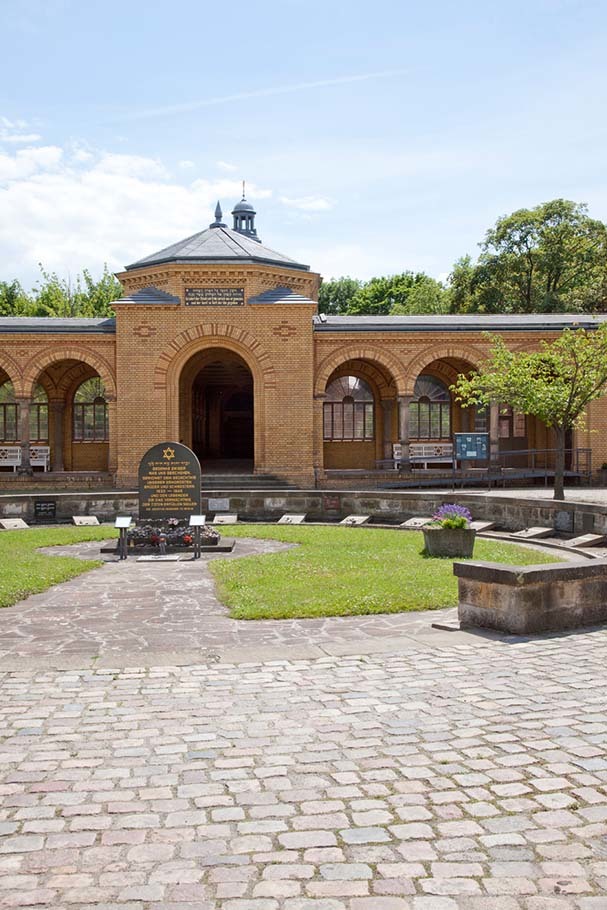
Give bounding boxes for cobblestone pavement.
[1,629,607,908]
[0,539,464,669]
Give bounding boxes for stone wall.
[2,487,607,533]
[455,559,607,634]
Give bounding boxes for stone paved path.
[1,630,607,908]
[0,539,463,670]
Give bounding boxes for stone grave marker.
[278,514,306,524]
[139,442,201,522]
[72,516,100,526]
[512,527,553,539]
[567,533,606,548]
[212,514,238,525]
[400,517,432,529]
[470,520,496,531]
[208,497,230,512]
[0,518,29,530]
[340,515,370,526]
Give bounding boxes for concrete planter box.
[422,526,476,558]
[455,558,607,634]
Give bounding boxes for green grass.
[0,525,118,609]
[211,524,560,620]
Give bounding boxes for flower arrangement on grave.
[423,503,476,558]
[127,520,219,549]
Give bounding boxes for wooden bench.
[0,445,50,472]
[377,443,455,471]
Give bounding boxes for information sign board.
[454,433,489,462]
[138,442,201,521]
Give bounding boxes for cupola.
[232,186,260,242]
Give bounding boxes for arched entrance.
[181,348,254,470]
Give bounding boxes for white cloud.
[216,160,238,172]
[178,159,195,169]
[0,115,42,145]
[0,146,63,182]
[0,145,273,287]
[280,195,333,212]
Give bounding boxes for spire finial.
[209,200,226,229]
[242,179,245,199]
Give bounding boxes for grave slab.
[470,520,496,531]
[278,514,306,524]
[567,533,606,547]
[0,518,29,530]
[72,515,100,526]
[212,514,238,525]
[400,517,432,529]
[340,515,370,526]
[512,526,553,539]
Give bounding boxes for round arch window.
[410,375,451,440]
[73,378,109,441]
[323,376,374,441]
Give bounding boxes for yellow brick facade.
[2,214,607,487]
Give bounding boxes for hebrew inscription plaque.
[185,287,244,306]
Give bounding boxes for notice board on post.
[454,433,490,462]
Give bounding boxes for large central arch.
[180,348,254,469]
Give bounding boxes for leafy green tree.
[450,200,607,314]
[318,277,362,315]
[390,276,447,315]
[0,280,32,316]
[346,272,441,316]
[452,327,607,500]
[30,265,122,317]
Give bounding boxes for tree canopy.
[450,200,607,314]
[452,327,607,499]
[1,198,606,318]
[0,265,122,318]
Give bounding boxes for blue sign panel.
[454,433,489,461]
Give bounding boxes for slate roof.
[113,286,181,305]
[248,286,316,305]
[0,317,116,334]
[313,314,607,332]
[126,226,309,272]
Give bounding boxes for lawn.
[0,525,118,609]
[211,524,560,620]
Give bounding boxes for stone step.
[200,475,297,490]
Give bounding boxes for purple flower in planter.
[431,504,473,529]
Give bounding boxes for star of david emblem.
[162,447,175,461]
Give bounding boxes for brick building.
[1,197,606,488]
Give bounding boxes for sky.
[1,0,607,289]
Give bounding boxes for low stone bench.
[454,559,607,634]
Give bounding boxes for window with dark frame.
[409,375,451,440]
[0,382,48,442]
[73,378,109,442]
[323,376,375,441]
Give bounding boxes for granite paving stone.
[1,539,607,906]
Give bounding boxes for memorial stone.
[138,442,201,521]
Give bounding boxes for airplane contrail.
[124,69,407,121]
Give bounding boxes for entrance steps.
[200,474,297,490]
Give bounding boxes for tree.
[0,280,32,316]
[29,265,122,317]
[390,276,447,315]
[346,272,442,316]
[449,200,607,314]
[318,277,362,315]
[452,327,607,500]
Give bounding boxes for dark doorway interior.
[191,354,254,465]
